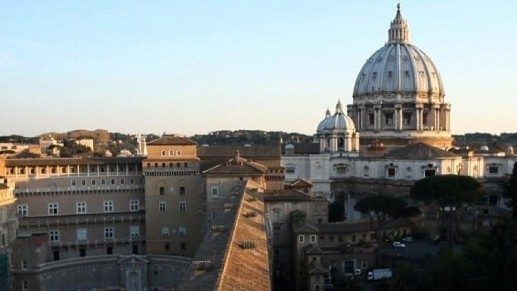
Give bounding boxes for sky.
[1,0,516,136]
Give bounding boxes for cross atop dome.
[388,3,410,43]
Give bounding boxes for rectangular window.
[285,165,296,174]
[403,112,412,126]
[385,112,394,125]
[369,113,375,125]
[161,226,170,237]
[211,187,218,196]
[21,260,28,270]
[71,180,76,186]
[179,201,186,211]
[179,186,186,195]
[310,235,317,244]
[129,199,140,211]
[48,203,59,216]
[387,168,396,177]
[76,202,87,214]
[104,201,114,213]
[159,201,166,212]
[22,281,29,291]
[17,204,28,217]
[77,228,87,241]
[159,186,165,195]
[129,226,140,238]
[298,235,305,244]
[489,166,499,174]
[104,227,114,239]
[161,150,166,156]
[179,226,187,237]
[49,230,59,242]
[164,243,170,251]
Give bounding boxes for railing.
[18,211,146,227]
[14,184,145,194]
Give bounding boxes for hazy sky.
[1,0,516,136]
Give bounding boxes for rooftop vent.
[239,241,256,249]
[243,211,257,218]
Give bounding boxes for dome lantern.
[389,3,410,43]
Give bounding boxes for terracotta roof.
[198,145,281,159]
[147,135,197,146]
[263,189,325,202]
[217,186,271,290]
[179,183,245,291]
[11,151,41,159]
[179,181,271,291]
[203,154,267,176]
[385,142,459,160]
[289,178,314,188]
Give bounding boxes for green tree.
[411,175,484,247]
[354,195,419,262]
[507,162,517,218]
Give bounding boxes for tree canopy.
[354,195,419,225]
[410,175,484,209]
[507,162,517,218]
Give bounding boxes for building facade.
[143,135,206,257]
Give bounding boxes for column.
[374,105,382,132]
[345,133,352,152]
[330,136,337,152]
[360,105,366,130]
[435,108,440,131]
[395,104,402,131]
[357,109,362,130]
[415,104,423,131]
[443,104,451,131]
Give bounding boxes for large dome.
[352,4,444,101]
[346,4,452,150]
[353,43,444,98]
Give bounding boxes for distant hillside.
[40,129,111,144]
[190,130,313,146]
[453,133,517,147]
[3,130,517,150]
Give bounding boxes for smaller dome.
[506,145,514,155]
[479,145,489,151]
[317,101,356,134]
[285,144,295,150]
